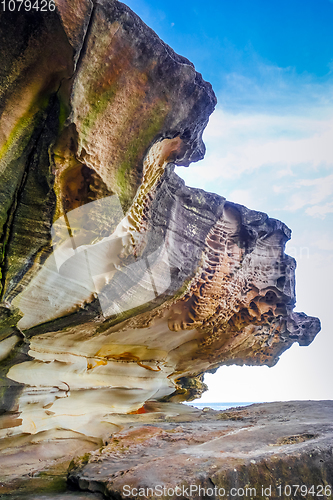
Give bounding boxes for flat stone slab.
[68,401,333,499]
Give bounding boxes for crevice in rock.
[0,161,33,301]
[0,94,61,301]
[71,0,96,79]
[0,185,25,300]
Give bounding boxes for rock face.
[0,0,320,450]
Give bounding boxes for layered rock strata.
[0,0,320,448]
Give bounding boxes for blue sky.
[124,0,333,83]
[124,0,333,401]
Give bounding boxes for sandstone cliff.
[0,0,320,465]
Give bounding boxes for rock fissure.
[0,104,52,301]
[0,186,22,300]
[72,0,96,74]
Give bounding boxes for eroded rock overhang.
[0,0,320,440]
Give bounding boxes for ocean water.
[185,402,261,411]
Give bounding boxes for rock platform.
[1,401,332,499]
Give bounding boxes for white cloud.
[227,189,258,207]
[315,235,333,251]
[218,59,333,115]
[178,57,333,202]
[205,110,333,177]
[196,340,333,402]
[287,193,309,212]
[300,174,333,204]
[276,168,295,178]
[306,202,333,218]
[179,108,333,189]
[282,174,333,215]
[177,99,333,221]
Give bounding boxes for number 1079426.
[1,0,55,11]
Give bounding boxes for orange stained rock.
[129,405,147,414]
